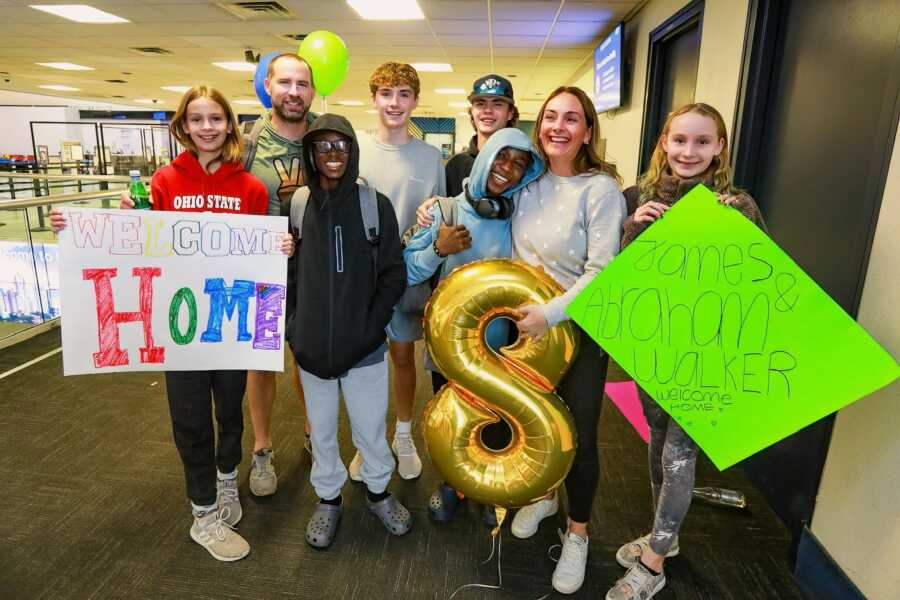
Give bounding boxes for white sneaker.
[249,448,277,496]
[216,478,242,527]
[552,530,589,594]
[392,432,422,480]
[189,509,250,562]
[511,493,558,539]
[348,451,364,482]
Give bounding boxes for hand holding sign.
[58,208,290,375]
[567,184,899,469]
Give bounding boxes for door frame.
[732,0,900,318]
[637,0,705,177]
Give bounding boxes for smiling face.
[182,96,231,155]
[485,147,531,196]
[312,130,351,185]
[266,56,314,124]
[470,97,514,137]
[661,111,725,178]
[372,85,418,131]
[538,92,592,169]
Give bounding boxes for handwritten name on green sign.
[567,184,898,469]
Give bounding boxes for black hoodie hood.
[301,113,359,205]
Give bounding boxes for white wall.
[570,0,750,185]
[0,89,153,155]
[810,121,900,600]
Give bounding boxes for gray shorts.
[385,308,422,343]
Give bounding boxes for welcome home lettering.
[68,210,288,369]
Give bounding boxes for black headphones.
[465,184,513,220]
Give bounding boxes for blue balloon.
[253,51,279,109]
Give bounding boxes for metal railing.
[0,173,141,344]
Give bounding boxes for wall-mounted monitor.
[593,24,623,113]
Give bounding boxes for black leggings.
[165,370,247,506]
[557,331,609,523]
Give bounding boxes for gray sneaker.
[189,509,250,562]
[216,478,242,527]
[367,494,411,536]
[615,533,679,568]
[249,448,277,497]
[606,562,666,600]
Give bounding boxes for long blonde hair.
[170,85,243,167]
[639,102,736,199]
[532,86,622,184]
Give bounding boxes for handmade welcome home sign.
[567,184,899,469]
[58,208,289,375]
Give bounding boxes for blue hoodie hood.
[465,128,544,200]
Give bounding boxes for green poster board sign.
[567,184,899,469]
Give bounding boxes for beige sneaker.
[391,432,422,480]
[511,493,559,539]
[249,448,277,496]
[189,510,250,561]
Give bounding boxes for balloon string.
[448,528,503,599]
[321,97,328,113]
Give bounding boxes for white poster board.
[58,208,289,375]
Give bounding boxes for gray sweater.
[512,171,626,326]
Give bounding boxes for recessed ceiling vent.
[105,79,127,83]
[277,33,307,43]
[131,47,173,56]
[218,1,293,20]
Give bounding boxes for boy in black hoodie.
[289,114,411,548]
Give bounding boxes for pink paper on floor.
[604,380,649,443]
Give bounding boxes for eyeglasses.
[312,139,351,154]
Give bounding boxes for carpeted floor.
[0,329,804,599]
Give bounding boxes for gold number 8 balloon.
[422,258,579,519]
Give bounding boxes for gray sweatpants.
[300,360,395,500]
[639,387,699,556]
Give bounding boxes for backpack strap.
[241,117,266,171]
[288,186,310,240]
[358,183,380,245]
[434,196,457,227]
[358,183,380,287]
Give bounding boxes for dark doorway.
[733,0,900,550]
[637,0,704,176]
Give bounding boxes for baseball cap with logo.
[468,74,515,104]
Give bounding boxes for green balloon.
[298,30,349,97]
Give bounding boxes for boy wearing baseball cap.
[445,74,520,197]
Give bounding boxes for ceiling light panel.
[36,62,94,71]
[212,62,257,72]
[411,63,453,72]
[39,84,81,91]
[30,5,130,24]
[347,0,424,20]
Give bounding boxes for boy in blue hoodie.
[402,127,544,523]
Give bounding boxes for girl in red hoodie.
[51,85,291,562]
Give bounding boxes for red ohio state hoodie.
[150,151,268,215]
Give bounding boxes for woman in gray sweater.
[509,86,626,595]
[417,86,626,595]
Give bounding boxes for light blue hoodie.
[403,127,544,368]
